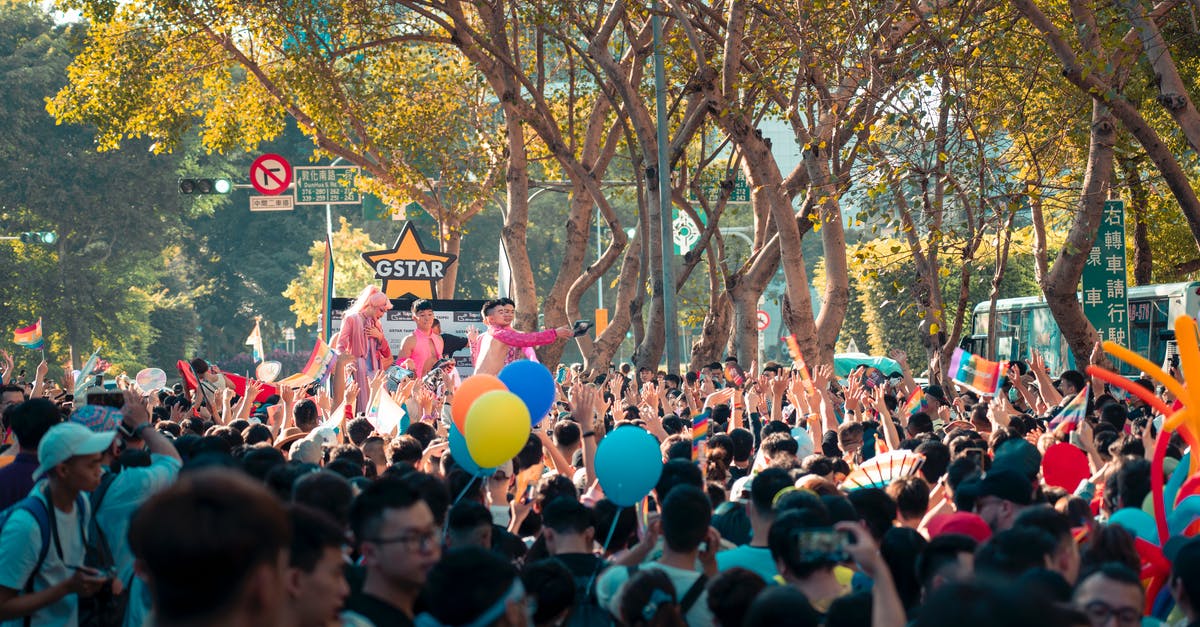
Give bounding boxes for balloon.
[448,424,494,476]
[256,361,282,383]
[1169,495,1200,537]
[464,390,531,468]
[1041,443,1090,491]
[595,425,663,507]
[452,375,508,433]
[498,360,557,426]
[135,368,167,391]
[1110,507,1159,544]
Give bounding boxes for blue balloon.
[595,426,663,507]
[498,360,557,426]
[449,424,494,477]
[1110,507,1159,544]
[1170,495,1200,537]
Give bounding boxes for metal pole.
[326,156,344,239]
[596,208,603,312]
[652,3,680,373]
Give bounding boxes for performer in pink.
[397,299,443,378]
[334,285,393,410]
[473,297,570,375]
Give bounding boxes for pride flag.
[12,319,43,350]
[1050,385,1090,428]
[947,348,1003,395]
[276,338,337,388]
[785,334,814,389]
[321,235,334,342]
[903,387,928,416]
[692,408,710,462]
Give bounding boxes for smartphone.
[86,391,125,409]
[794,529,852,563]
[572,320,593,337]
[556,366,567,384]
[384,365,413,393]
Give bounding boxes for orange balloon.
[451,375,508,433]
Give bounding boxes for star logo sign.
[361,222,457,299]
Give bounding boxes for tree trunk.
[1119,155,1153,285]
[634,167,667,369]
[1042,101,1116,368]
[587,232,643,376]
[987,208,1018,356]
[440,224,462,298]
[805,158,851,363]
[1119,0,1200,155]
[501,106,539,332]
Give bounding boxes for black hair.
[294,400,319,431]
[1012,505,1072,546]
[916,441,951,484]
[292,470,354,528]
[1105,457,1151,511]
[553,420,581,448]
[706,568,767,627]
[8,398,59,451]
[592,499,638,553]
[240,445,285,482]
[288,504,346,572]
[349,476,423,546]
[1058,370,1086,393]
[975,527,1058,579]
[916,533,978,591]
[660,485,712,553]
[399,471,452,527]
[768,508,836,579]
[750,468,796,515]
[326,457,364,480]
[346,417,375,446]
[424,548,516,626]
[881,526,928,610]
[447,500,493,534]
[825,590,873,627]
[388,435,423,466]
[743,584,822,627]
[620,569,682,627]
[412,299,434,314]
[404,421,437,450]
[887,476,931,522]
[655,459,704,501]
[541,497,594,535]
[846,488,898,541]
[522,559,576,625]
[762,433,799,459]
[481,297,515,317]
[907,412,934,436]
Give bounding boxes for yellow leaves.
[929,322,940,335]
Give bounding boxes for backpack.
[568,570,615,627]
[0,488,87,627]
[79,471,129,627]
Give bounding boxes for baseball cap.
[977,467,1035,505]
[34,422,117,480]
[731,476,754,502]
[992,438,1042,480]
[924,385,949,405]
[70,404,123,433]
[926,512,993,543]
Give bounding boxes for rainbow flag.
[947,348,1003,395]
[371,387,407,435]
[12,319,43,350]
[1050,384,1090,427]
[785,334,814,390]
[692,408,710,462]
[903,387,928,416]
[276,337,337,387]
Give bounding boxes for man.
[282,505,350,627]
[0,399,59,510]
[768,504,849,613]
[596,485,720,627]
[345,477,440,627]
[0,384,26,418]
[971,468,1034,532]
[1072,563,1144,627]
[915,534,977,602]
[419,548,529,627]
[128,469,291,627]
[445,501,493,550]
[335,285,394,410]
[1013,506,1081,585]
[0,422,115,626]
[396,300,443,379]
[67,393,182,627]
[1169,538,1200,627]
[473,298,570,376]
[716,468,795,583]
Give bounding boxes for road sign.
[1081,200,1128,345]
[295,166,361,205]
[672,208,707,255]
[689,169,751,203]
[250,196,294,212]
[250,154,293,196]
[757,310,770,331]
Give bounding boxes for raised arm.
[491,326,569,349]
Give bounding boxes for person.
[417,547,529,627]
[0,422,113,626]
[1071,563,1144,627]
[706,568,766,627]
[619,569,686,627]
[281,505,351,627]
[521,559,575,627]
[127,468,291,627]
[971,468,1034,532]
[596,485,720,627]
[335,285,394,410]
[716,468,794,583]
[445,501,493,550]
[0,399,59,510]
[1169,538,1200,627]
[473,298,571,376]
[345,477,440,627]
[397,300,443,379]
[1013,506,1081,585]
[189,358,233,412]
[915,534,977,602]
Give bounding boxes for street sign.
[757,310,771,331]
[688,169,751,203]
[672,208,707,255]
[295,166,361,205]
[249,154,293,196]
[1081,200,1129,345]
[250,195,294,212]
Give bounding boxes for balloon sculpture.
[1086,315,1200,616]
[449,361,558,477]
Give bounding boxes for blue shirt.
[0,452,39,511]
[715,545,779,584]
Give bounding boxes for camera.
[792,528,855,564]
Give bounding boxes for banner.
[947,348,1003,395]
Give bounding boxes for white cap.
[34,422,116,480]
[791,425,815,459]
[731,476,754,502]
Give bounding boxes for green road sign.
[295,166,361,205]
[1081,200,1129,346]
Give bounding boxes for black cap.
[977,468,1035,505]
[924,385,949,405]
[992,438,1043,481]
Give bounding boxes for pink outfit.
[474,325,558,372]
[334,313,392,410]
[408,327,445,378]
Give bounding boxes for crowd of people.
[0,297,1198,627]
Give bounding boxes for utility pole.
[652,2,680,373]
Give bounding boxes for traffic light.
[179,178,232,195]
[19,232,57,245]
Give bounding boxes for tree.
[283,217,382,327]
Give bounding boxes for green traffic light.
[213,179,232,194]
[40,232,57,245]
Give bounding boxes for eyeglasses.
[1082,601,1141,626]
[369,529,442,552]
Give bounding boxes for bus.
[960,282,1200,376]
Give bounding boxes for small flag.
[947,348,1004,395]
[245,318,264,364]
[321,235,334,342]
[12,318,44,350]
[692,408,710,464]
[276,338,337,388]
[75,349,100,398]
[372,388,407,435]
[903,388,928,416]
[1051,385,1090,428]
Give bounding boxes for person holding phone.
[334,285,394,410]
[396,300,443,379]
[472,298,572,376]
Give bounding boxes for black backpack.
[78,471,129,627]
[568,570,615,627]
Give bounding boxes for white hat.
[791,425,815,459]
[731,476,754,502]
[35,422,116,480]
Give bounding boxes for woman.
[334,285,393,410]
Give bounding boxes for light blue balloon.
[1164,452,1190,519]
[1169,495,1200,537]
[498,360,557,426]
[449,424,494,477]
[595,426,663,507]
[1110,507,1159,544]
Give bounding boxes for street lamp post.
[652,2,680,374]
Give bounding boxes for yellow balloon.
[464,390,532,468]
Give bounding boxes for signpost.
[672,208,707,255]
[249,154,293,196]
[250,196,295,212]
[295,166,362,205]
[1082,200,1129,345]
[688,169,751,203]
[757,309,771,332]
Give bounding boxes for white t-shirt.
[0,486,88,627]
[595,562,715,627]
